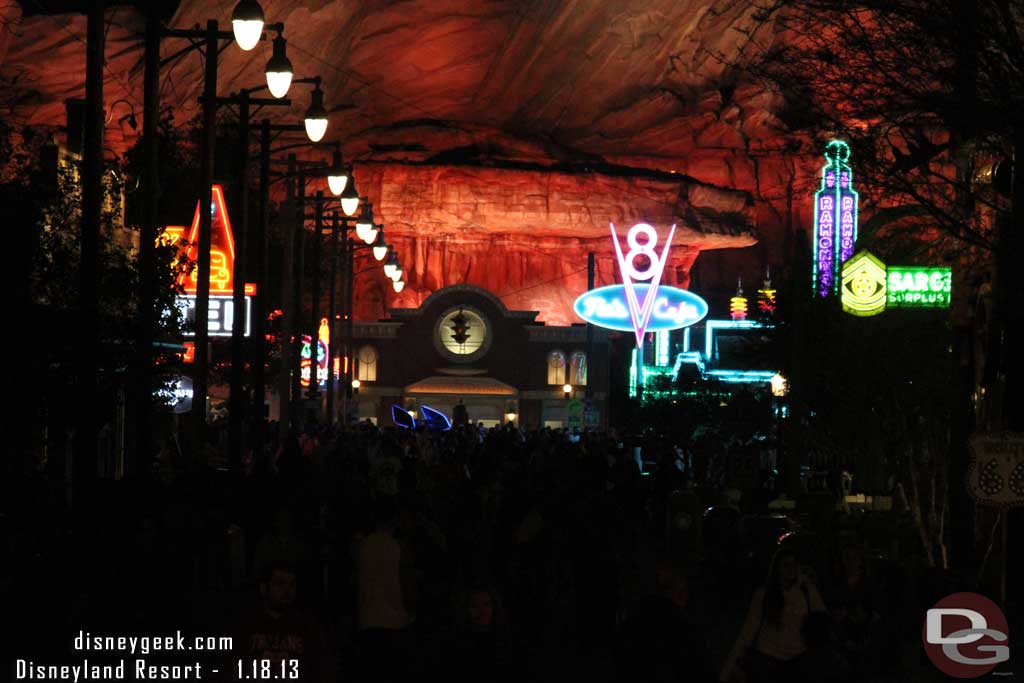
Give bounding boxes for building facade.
[347,285,609,429]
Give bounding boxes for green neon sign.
[887,267,951,308]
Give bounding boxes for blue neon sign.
[574,284,708,332]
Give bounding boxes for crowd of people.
[2,418,948,682]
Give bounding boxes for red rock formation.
[1,1,818,323]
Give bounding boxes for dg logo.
[923,592,1010,678]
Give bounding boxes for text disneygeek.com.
[13,631,238,681]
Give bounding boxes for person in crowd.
[234,561,327,683]
[354,496,414,682]
[617,560,715,682]
[826,540,878,661]
[795,610,850,683]
[444,585,520,683]
[720,548,826,683]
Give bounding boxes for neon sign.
[610,222,676,345]
[841,250,887,317]
[730,280,748,321]
[300,318,331,388]
[177,294,252,337]
[813,140,859,296]
[574,283,708,332]
[886,267,951,308]
[178,185,237,294]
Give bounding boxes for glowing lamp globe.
[231,0,265,51]
[372,231,388,261]
[383,253,399,279]
[362,224,379,245]
[391,264,404,282]
[340,177,359,216]
[327,172,347,196]
[771,373,788,397]
[264,35,293,98]
[393,279,405,293]
[562,384,572,395]
[351,379,360,390]
[303,86,328,142]
[326,150,347,195]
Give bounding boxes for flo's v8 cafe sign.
[573,222,708,339]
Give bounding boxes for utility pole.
[252,119,271,453]
[586,252,595,401]
[308,191,323,410]
[131,2,161,480]
[189,19,220,456]
[290,168,306,428]
[279,154,296,437]
[326,211,339,425]
[76,0,105,492]
[228,92,250,474]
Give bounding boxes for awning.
[405,375,518,396]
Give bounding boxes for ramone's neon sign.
[574,222,708,345]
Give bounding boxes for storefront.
[349,284,609,429]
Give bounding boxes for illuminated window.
[547,350,567,385]
[356,345,378,382]
[569,351,588,386]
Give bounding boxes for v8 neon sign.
[611,222,676,346]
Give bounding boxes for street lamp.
[372,228,389,261]
[351,378,361,393]
[383,251,399,279]
[231,0,265,51]
[303,84,328,142]
[340,175,360,216]
[393,279,405,293]
[390,261,404,282]
[327,149,348,195]
[563,383,572,399]
[355,204,376,244]
[264,33,293,98]
[771,372,788,397]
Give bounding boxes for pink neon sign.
[610,222,676,346]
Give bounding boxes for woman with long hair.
[720,548,826,682]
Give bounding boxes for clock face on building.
[436,307,489,361]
